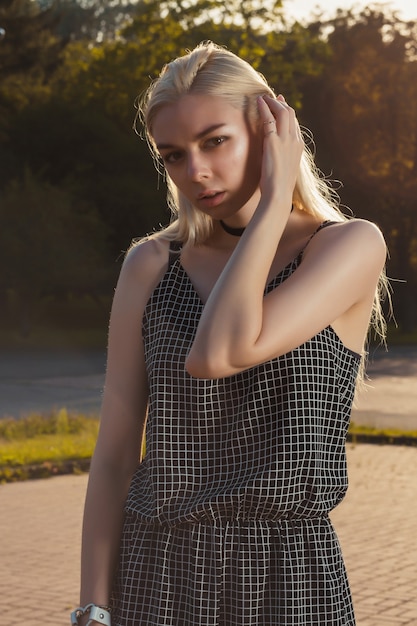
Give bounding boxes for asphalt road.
[0,348,106,418]
[0,345,416,429]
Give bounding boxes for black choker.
[220,220,246,237]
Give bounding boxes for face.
[151,94,263,222]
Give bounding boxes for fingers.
[257,94,304,199]
[263,119,276,137]
[258,94,300,139]
[258,96,277,137]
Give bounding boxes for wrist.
[259,192,293,213]
[71,604,112,626]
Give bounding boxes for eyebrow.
[156,123,227,151]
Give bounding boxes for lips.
[197,190,223,200]
[197,191,226,208]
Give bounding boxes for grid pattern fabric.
[111,224,360,625]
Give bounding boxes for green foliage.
[0,409,98,440]
[0,0,416,335]
[0,0,67,118]
[299,7,417,331]
[0,167,112,333]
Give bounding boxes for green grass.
[0,427,98,466]
[347,422,417,447]
[1,411,416,483]
[349,422,417,438]
[0,410,99,483]
[0,408,98,439]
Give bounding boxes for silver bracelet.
[70,603,111,626]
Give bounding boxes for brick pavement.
[331,444,417,625]
[1,444,416,626]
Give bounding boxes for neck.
[219,220,246,237]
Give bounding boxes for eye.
[204,136,227,149]
[161,150,183,164]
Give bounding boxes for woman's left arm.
[185,100,386,378]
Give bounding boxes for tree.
[11,0,328,255]
[0,169,112,335]
[0,0,66,106]
[300,8,417,330]
[0,0,340,337]
[0,0,70,182]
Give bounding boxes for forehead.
[151,94,246,144]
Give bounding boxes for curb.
[346,432,417,446]
[0,458,91,484]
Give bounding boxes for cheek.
[227,136,254,176]
[165,165,187,190]
[241,135,262,184]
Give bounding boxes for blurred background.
[0,0,416,351]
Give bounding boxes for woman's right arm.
[78,238,170,615]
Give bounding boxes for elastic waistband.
[125,510,330,530]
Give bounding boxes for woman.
[72,42,387,626]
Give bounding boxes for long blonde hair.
[136,41,347,243]
[135,41,389,352]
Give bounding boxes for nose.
[187,151,209,181]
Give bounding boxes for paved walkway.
[1,444,417,626]
[0,345,416,625]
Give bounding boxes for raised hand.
[257,95,304,209]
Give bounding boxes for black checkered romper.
[111,222,360,625]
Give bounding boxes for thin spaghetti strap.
[310,220,337,239]
[168,240,182,270]
[297,220,337,262]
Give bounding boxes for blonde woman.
[72,42,387,626]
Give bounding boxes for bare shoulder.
[305,218,386,269]
[117,236,171,297]
[327,218,385,243]
[107,236,172,320]
[123,237,171,279]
